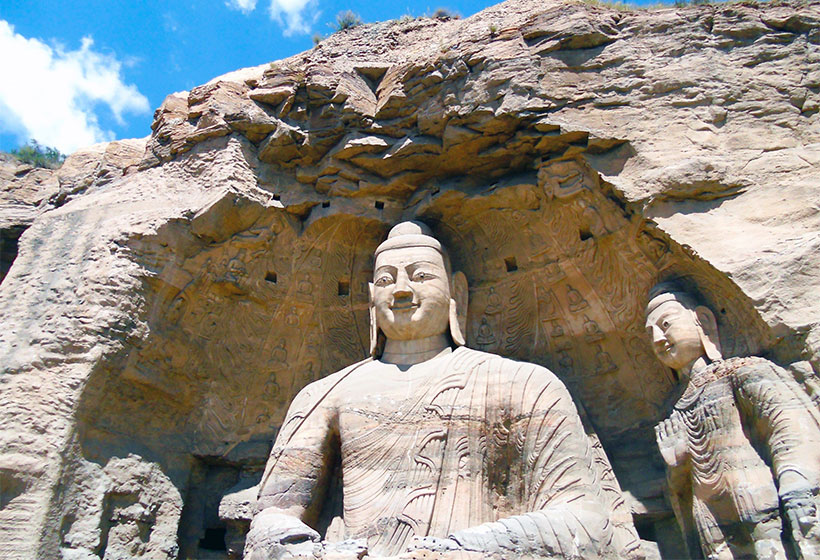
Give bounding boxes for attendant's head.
[370,221,467,355]
[645,282,722,372]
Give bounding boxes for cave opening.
[199,527,227,551]
[177,460,241,559]
[0,226,27,285]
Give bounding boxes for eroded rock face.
[0,0,818,558]
[0,140,146,283]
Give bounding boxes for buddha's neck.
[679,355,710,383]
[381,334,452,366]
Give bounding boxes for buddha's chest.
[677,380,743,440]
[333,368,491,483]
[334,363,476,438]
[675,379,767,484]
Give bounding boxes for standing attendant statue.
[647,282,820,559]
[245,221,638,559]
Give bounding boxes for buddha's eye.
[412,271,433,282]
[662,320,670,329]
[375,275,394,287]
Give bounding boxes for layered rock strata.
[0,0,818,558]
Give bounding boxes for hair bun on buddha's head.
[375,221,443,257]
[387,221,433,238]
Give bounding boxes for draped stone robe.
[664,357,820,559]
[256,347,627,558]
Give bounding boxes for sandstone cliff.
[1,0,818,558]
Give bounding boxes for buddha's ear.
[368,282,380,356]
[694,305,722,361]
[449,271,468,346]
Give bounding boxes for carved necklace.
[676,359,727,408]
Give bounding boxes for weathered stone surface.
[0,139,146,283]
[244,222,639,560]
[648,283,820,558]
[0,0,818,557]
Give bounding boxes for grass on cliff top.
[5,140,66,170]
[309,0,782,48]
[335,10,363,31]
[313,7,463,45]
[313,10,363,44]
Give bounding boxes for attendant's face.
[645,300,705,370]
[373,246,451,341]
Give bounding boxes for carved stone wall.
[1,0,819,558]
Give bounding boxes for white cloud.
[226,0,258,14]
[226,0,318,36]
[0,20,149,154]
[269,0,320,36]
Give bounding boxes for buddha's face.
[373,245,451,341]
[645,299,705,370]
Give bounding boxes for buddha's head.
[369,221,468,356]
[645,282,722,372]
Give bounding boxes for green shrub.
[9,140,66,169]
[335,10,362,31]
[432,8,460,19]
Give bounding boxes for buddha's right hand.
[244,510,320,559]
[655,413,687,468]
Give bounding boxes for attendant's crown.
[647,281,699,314]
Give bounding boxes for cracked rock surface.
[0,0,818,558]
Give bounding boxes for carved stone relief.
[2,1,818,557]
[51,152,782,559]
[244,221,641,559]
[421,160,690,434]
[648,284,820,559]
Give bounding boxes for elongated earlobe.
[449,271,468,346]
[369,282,380,356]
[694,306,722,362]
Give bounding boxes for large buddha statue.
[244,221,638,559]
[648,282,820,559]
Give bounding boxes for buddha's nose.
[651,325,665,344]
[393,272,413,300]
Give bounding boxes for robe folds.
[664,357,820,560]
[257,347,636,558]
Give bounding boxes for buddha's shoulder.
[714,356,778,378]
[453,347,560,379]
[454,348,573,408]
[290,357,374,405]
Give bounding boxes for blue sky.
[0,0,655,154]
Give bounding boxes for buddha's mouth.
[391,302,419,311]
[653,343,673,360]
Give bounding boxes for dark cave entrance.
[0,225,27,285]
